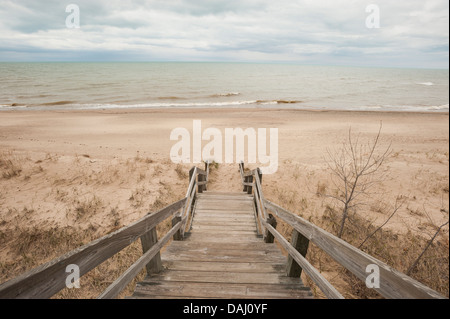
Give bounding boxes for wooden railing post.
[264,214,277,243]
[204,161,209,191]
[247,174,253,195]
[172,214,183,241]
[257,167,262,185]
[286,229,310,277]
[189,167,195,184]
[240,162,247,192]
[140,227,162,275]
[198,173,205,193]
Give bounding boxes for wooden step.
[132,281,313,299]
[130,190,313,299]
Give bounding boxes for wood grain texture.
[264,199,445,299]
[129,191,313,299]
[0,198,186,299]
[98,221,182,299]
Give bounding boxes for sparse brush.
[73,195,103,220]
[0,151,23,179]
[315,182,327,197]
[129,187,147,208]
[175,164,187,179]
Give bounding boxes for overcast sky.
[0,0,448,68]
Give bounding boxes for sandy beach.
[0,108,448,298]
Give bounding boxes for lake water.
[0,62,448,112]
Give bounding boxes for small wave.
[210,92,241,98]
[417,82,434,86]
[276,100,302,104]
[78,100,259,109]
[157,96,185,100]
[40,100,75,106]
[256,100,302,105]
[0,103,27,109]
[428,104,449,111]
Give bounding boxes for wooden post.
[257,167,263,185]
[198,174,205,193]
[247,174,253,195]
[140,227,162,275]
[204,161,209,191]
[286,229,310,277]
[255,168,263,213]
[240,162,246,192]
[172,215,183,241]
[264,214,277,243]
[189,167,195,184]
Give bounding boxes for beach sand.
[0,108,448,298]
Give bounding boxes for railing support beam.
[140,227,162,275]
[286,229,310,277]
[264,214,277,243]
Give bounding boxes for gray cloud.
[0,0,448,68]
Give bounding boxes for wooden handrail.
[264,200,445,299]
[0,161,211,299]
[263,221,344,299]
[240,164,445,299]
[0,199,186,299]
[98,220,183,299]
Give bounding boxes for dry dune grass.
[262,156,449,299]
[0,129,448,299]
[0,149,191,298]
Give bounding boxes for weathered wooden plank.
[194,214,255,227]
[0,198,186,299]
[263,222,344,299]
[98,221,182,299]
[197,206,253,210]
[192,217,256,225]
[147,270,303,285]
[196,195,254,201]
[164,246,280,258]
[187,232,260,239]
[198,192,250,197]
[264,200,445,299]
[194,209,255,215]
[161,250,286,263]
[188,229,258,236]
[195,204,254,210]
[132,281,312,299]
[168,241,279,251]
[185,238,261,245]
[190,224,256,232]
[192,221,256,228]
[161,260,286,273]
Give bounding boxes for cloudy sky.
[0,0,448,68]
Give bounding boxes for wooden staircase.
[130,191,313,299]
[0,162,444,300]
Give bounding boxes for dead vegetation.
[0,143,448,299]
[264,155,449,299]
[0,150,189,298]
